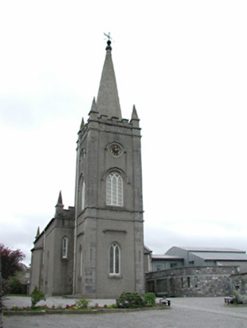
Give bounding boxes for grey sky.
[1,1,247,265]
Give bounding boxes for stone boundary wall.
[146,266,238,297]
[231,272,247,294]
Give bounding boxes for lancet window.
[106,172,123,206]
[109,243,120,275]
[62,237,68,259]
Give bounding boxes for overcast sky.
[1,1,247,266]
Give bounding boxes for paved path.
[3,296,247,328]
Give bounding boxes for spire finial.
[104,32,112,51]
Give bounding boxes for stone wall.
[146,266,238,297]
[231,272,247,294]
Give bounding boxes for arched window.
[80,148,86,161]
[79,174,86,211]
[106,172,123,206]
[62,237,68,259]
[79,244,83,277]
[109,243,120,275]
[81,180,85,210]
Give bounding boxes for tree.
[0,243,25,280]
[8,277,23,294]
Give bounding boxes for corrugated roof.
[152,254,183,260]
[180,247,245,253]
[191,252,247,261]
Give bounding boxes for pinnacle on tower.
[56,191,63,207]
[131,105,139,119]
[55,191,64,217]
[36,226,40,239]
[131,105,140,128]
[88,97,99,118]
[96,39,122,119]
[80,117,84,130]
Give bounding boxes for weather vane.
[104,32,113,50]
[104,32,112,41]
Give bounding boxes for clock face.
[110,144,122,157]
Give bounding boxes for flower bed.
[3,301,118,313]
[3,292,170,315]
[3,303,170,316]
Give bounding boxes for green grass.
[4,294,30,297]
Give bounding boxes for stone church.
[30,39,145,298]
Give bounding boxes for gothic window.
[62,237,68,259]
[79,244,83,277]
[109,243,120,275]
[106,172,123,206]
[81,181,85,210]
[79,148,86,171]
[80,148,86,160]
[79,174,85,211]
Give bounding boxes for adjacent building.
[166,246,247,272]
[147,247,247,297]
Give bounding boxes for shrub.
[144,292,156,307]
[75,298,91,309]
[106,304,117,309]
[30,286,46,308]
[116,292,144,308]
[8,277,23,294]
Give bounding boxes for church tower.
[74,39,145,298]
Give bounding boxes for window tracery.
[109,243,120,275]
[106,172,123,206]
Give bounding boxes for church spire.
[96,38,122,119]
